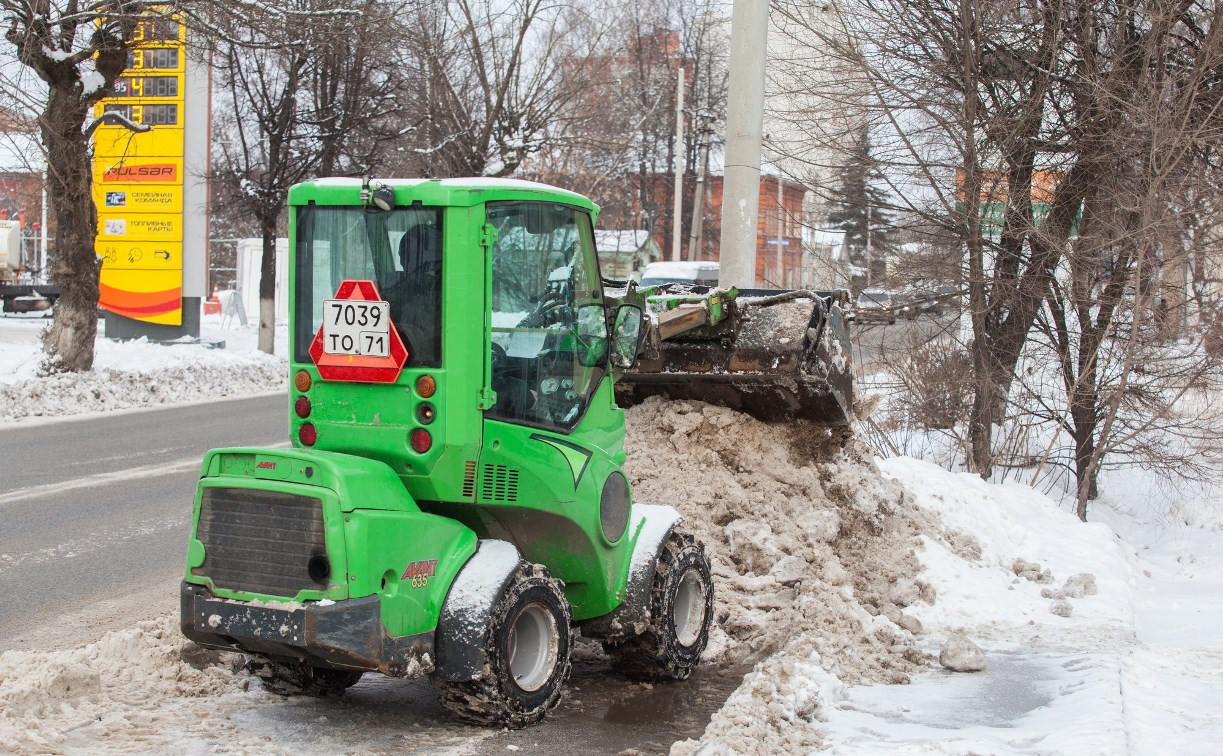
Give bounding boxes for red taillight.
[295,370,312,392]
[409,428,432,453]
[415,375,436,398]
[295,396,311,418]
[299,422,317,446]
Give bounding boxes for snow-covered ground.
[2,310,1221,753]
[0,310,288,423]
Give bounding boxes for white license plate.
[322,299,391,357]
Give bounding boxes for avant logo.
[102,163,178,182]
[255,461,276,470]
[401,559,438,589]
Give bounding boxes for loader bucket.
[615,288,855,425]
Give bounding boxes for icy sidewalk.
[816,458,1223,754]
[1101,505,1223,754]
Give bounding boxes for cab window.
[485,202,606,431]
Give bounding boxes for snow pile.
[623,398,936,751]
[682,451,1152,753]
[0,359,286,422]
[0,316,288,422]
[0,616,244,753]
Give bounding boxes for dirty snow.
[0,311,287,423]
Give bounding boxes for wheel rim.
[508,602,558,693]
[673,567,707,648]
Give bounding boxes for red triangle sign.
[308,280,409,383]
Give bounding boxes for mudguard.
[582,503,682,640]
[432,539,522,681]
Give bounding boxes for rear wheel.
[246,657,363,697]
[606,530,714,681]
[434,563,572,728]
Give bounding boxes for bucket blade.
[616,296,854,425]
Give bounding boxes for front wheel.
[434,563,572,728]
[606,530,714,681]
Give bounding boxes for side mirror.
[610,304,644,370]
[574,303,609,367]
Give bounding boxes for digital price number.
[113,75,179,98]
[125,47,180,71]
[322,299,391,357]
[103,103,179,126]
[128,18,182,43]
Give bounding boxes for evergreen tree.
[827,125,895,284]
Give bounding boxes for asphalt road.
[0,394,286,652]
[851,310,964,370]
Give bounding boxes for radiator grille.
[193,487,326,597]
[462,460,478,498]
[480,464,519,502]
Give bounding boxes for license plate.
[322,299,391,357]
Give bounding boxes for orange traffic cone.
[204,286,222,315]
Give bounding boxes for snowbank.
[622,398,936,752]
[0,315,287,423]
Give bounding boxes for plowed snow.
[623,398,936,752]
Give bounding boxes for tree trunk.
[258,218,277,355]
[40,87,99,372]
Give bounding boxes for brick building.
[649,172,807,288]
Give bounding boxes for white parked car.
[639,261,720,287]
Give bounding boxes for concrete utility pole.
[718,0,769,288]
[671,66,685,262]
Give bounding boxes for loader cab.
[287,179,640,508]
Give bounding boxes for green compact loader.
[180,177,853,727]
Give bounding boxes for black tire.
[246,657,363,697]
[434,563,572,728]
[606,530,714,681]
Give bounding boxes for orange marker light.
[415,375,436,398]
[295,370,312,392]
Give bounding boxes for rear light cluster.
[292,369,437,453]
[409,374,436,453]
[295,370,316,446]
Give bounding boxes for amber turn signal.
[295,370,312,392]
[415,374,436,398]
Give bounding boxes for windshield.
[859,291,891,306]
[294,205,443,367]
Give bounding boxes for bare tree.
[1,2,151,371]
[780,1,1223,499]
[383,0,591,179]
[211,0,404,354]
